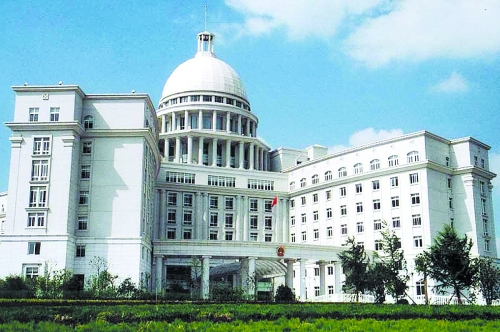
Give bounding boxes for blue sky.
[1,0,500,245]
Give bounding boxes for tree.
[274,285,295,303]
[426,224,477,304]
[87,256,118,297]
[366,263,386,304]
[414,253,431,305]
[476,257,500,305]
[338,237,370,302]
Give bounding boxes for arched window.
[338,167,347,178]
[289,182,295,191]
[388,155,399,167]
[354,163,363,174]
[370,159,380,170]
[300,178,307,188]
[83,115,94,129]
[324,171,332,181]
[407,151,420,163]
[312,174,319,185]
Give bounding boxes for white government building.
[0,31,497,302]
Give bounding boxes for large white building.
[0,31,496,301]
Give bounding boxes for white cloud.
[431,72,469,93]
[328,128,403,153]
[344,0,500,67]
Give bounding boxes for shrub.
[274,285,295,303]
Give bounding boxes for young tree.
[476,257,500,305]
[426,224,477,304]
[414,252,431,305]
[338,237,370,302]
[366,263,387,304]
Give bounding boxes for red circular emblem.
[277,246,285,257]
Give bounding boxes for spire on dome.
[197,31,216,56]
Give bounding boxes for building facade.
[0,31,496,301]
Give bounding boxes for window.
[291,233,296,243]
[353,163,363,174]
[391,196,399,208]
[301,231,307,242]
[407,151,419,163]
[82,141,92,154]
[79,191,89,205]
[411,193,420,205]
[25,266,39,279]
[481,198,487,215]
[414,236,423,248]
[340,205,347,216]
[338,167,347,178]
[208,175,235,187]
[183,193,193,207]
[190,95,200,102]
[27,212,45,227]
[327,226,333,238]
[392,217,401,228]
[374,219,382,231]
[447,177,452,189]
[250,215,258,229]
[300,178,307,187]
[289,182,295,191]
[355,183,362,193]
[31,160,49,181]
[167,210,176,224]
[50,107,60,121]
[167,172,196,184]
[264,199,272,212]
[370,159,380,170]
[80,165,91,179]
[210,213,218,227]
[311,194,318,204]
[183,210,193,224]
[83,115,94,129]
[221,230,232,241]
[312,174,319,184]
[356,202,363,213]
[483,219,489,236]
[203,95,212,102]
[209,230,218,240]
[326,208,332,219]
[485,239,490,252]
[481,159,485,169]
[248,179,274,190]
[326,190,332,201]
[291,200,295,208]
[373,199,381,210]
[341,224,347,235]
[167,228,176,239]
[265,234,272,242]
[375,240,383,251]
[184,229,192,239]
[249,199,258,212]
[29,107,39,122]
[325,171,332,181]
[372,180,380,190]
[222,197,234,211]
[168,192,177,205]
[390,176,399,187]
[357,222,364,233]
[449,197,453,209]
[480,181,486,195]
[410,173,419,184]
[209,196,218,209]
[301,196,306,205]
[388,155,399,167]
[225,97,233,105]
[28,242,41,255]
[291,216,295,226]
[327,266,334,275]
[412,214,422,226]
[180,96,188,103]
[328,285,334,294]
[301,213,306,224]
[33,137,51,155]
[250,232,258,241]
[29,186,47,207]
[314,229,319,240]
[265,216,272,230]
[76,245,86,257]
[339,187,346,197]
[416,281,425,296]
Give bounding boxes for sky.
[1,0,499,247]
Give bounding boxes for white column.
[160,189,166,239]
[202,193,209,240]
[164,139,169,162]
[255,147,260,171]
[226,112,231,133]
[156,256,163,292]
[334,262,342,294]
[187,135,193,164]
[259,148,264,171]
[239,142,245,169]
[198,137,204,165]
[238,114,242,134]
[212,110,217,131]
[172,112,176,131]
[246,119,250,136]
[225,140,231,168]
[235,196,242,241]
[249,143,255,170]
[281,199,288,243]
[212,138,218,166]
[175,137,180,163]
[201,256,211,299]
[319,261,326,296]
[242,196,248,241]
[286,260,294,289]
[299,259,306,301]
[248,257,256,299]
[185,110,190,129]
[195,192,202,239]
[198,109,203,129]
[154,190,160,239]
[161,115,166,133]
[263,151,268,171]
[240,258,249,295]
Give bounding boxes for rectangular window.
[374,219,382,231]
[374,240,383,251]
[480,181,485,195]
[167,228,176,239]
[481,198,487,215]
[27,212,45,227]
[208,175,235,187]
[485,239,490,251]
[411,193,420,205]
[326,208,332,219]
[328,285,334,294]
[314,229,319,240]
[340,205,347,216]
[183,229,192,239]
[301,196,306,205]
[291,216,295,226]
[483,219,489,236]
[341,224,347,235]
[290,199,295,208]
[183,210,193,224]
[79,191,89,205]
[168,192,177,205]
[416,281,425,296]
[25,266,39,279]
[80,165,91,179]
[314,286,320,297]
[167,209,176,224]
[225,214,234,228]
[250,232,258,241]
[28,242,41,255]
[167,172,196,184]
[183,193,193,207]
[355,183,362,193]
[29,186,47,207]
[50,107,60,121]
[77,216,88,231]
[209,230,218,240]
[313,193,318,203]
[291,233,296,243]
[447,177,452,189]
[265,216,272,230]
[190,95,200,102]
[29,107,39,122]
[372,180,380,190]
[82,141,92,154]
[76,245,86,257]
[314,268,320,276]
[392,217,401,228]
[390,176,399,187]
[250,215,258,229]
[373,199,381,210]
[356,202,363,213]
[313,211,319,222]
[209,196,218,209]
[391,196,400,208]
[449,197,454,209]
[248,179,274,191]
[31,160,49,181]
[327,226,333,238]
[223,197,234,210]
[328,266,334,275]
[301,231,307,242]
[326,190,332,201]
[225,231,234,241]
[210,213,218,227]
[410,173,419,184]
[249,199,258,212]
[412,214,422,226]
[357,222,364,233]
[301,213,306,224]
[481,159,485,169]
[33,137,51,155]
[264,199,272,212]
[414,236,423,248]
[340,187,346,197]
[203,95,212,102]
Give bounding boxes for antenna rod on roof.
[204,5,207,31]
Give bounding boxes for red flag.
[271,196,278,208]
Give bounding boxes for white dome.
[161,52,247,103]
